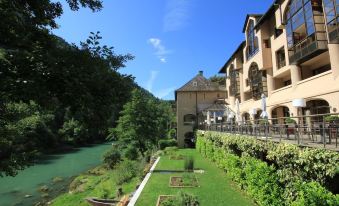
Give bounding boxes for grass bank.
[51,165,139,206]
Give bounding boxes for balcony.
[288,34,328,65]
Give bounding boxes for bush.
[123,146,139,160]
[184,156,194,172]
[158,139,177,150]
[291,181,339,206]
[196,131,339,206]
[103,148,121,169]
[115,160,139,185]
[324,115,339,122]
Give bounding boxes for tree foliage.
[0,0,139,176]
[111,89,174,157]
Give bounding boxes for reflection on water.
[0,143,112,206]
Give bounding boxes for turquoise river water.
[0,143,112,206]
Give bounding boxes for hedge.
[196,131,339,206]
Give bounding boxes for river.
[0,143,112,206]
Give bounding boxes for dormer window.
[246,20,259,60]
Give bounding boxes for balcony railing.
[246,48,259,61]
[288,34,328,64]
[200,113,339,151]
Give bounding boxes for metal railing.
[200,113,339,151]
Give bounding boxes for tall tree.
[112,89,174,157]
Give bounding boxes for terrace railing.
[200,113,339,151]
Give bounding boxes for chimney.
[198,70,203,76]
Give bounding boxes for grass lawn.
[136,149,254,206]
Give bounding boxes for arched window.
[248,63,267,100]
[229,65,240,97]
[246,20,259,60]
[183,114,196,125]
[285,0,323,48]
[323,0,339,43]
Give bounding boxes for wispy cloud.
[163,0,191,32]
[148,38,171,63]
[155,87,176,99]
[146,70,159,92]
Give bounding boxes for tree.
[0,0,139,176]
[209,75,226,86]
[111,89,174,157]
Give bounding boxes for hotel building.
[220,0,339,124]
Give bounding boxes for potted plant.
[285,117,296,136]
[324,115,339,124]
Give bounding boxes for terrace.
[202,113,339,151]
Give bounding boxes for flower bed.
[169,173,199,188]
[156,195,175,206]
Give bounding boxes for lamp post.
[292,98,306,144]
[228,113,235,133]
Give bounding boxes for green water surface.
[0,143,112,206]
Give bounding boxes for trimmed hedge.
[196,131,339,206]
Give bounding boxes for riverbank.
[50,165,139,206]
[0,143,112,206]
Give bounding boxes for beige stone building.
[220,0,339,124]
[175,71,226,147]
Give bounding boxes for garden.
[135,148,254,206]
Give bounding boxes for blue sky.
[53,0,273,100]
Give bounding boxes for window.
[248,63,268,100]
[183,114,196,125]
[324,0,339,42]
[285,0,320,48]
[275,28,283,38]
[312,64,331,76]
[192,81,197,86]
[276,47,286,69]
[229,65,240,96]
[246,79,249,87]
[246,20,259,60]
[284,79,292,86]
[264,39,271,48]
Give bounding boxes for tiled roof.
[176,73,226,92]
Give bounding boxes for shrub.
[285,117,296,124]
[123,146,139,160]
[158,139,177,150]
[324,115,339,122]
[103,148,121,169]
[177,191,199,206]
[196,131,339,206]
[291,181,339,206]
[184,156,194,172]
[115,160,139,185]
